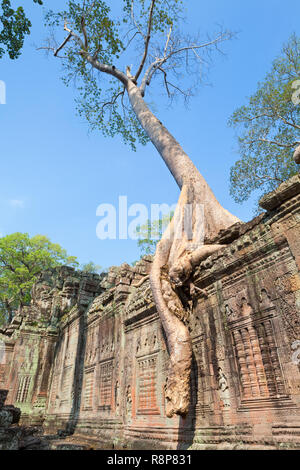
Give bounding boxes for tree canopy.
[0,233,78,326]
[43,0,232,150]
[136,211,174,255]
[80,261,103,274]
[229,33,300,206]
[0,0,43,59]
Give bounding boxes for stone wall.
[1,175,300,450]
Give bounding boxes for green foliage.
[229,34,300,206]
[44,0,183,150]
[122,0,183,32]
[0,0,43,59]
[136,211,174,255]
[80,261,103,274]
[0,233,78,326]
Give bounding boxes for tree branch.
[274,110,300,130]
[86,55,128,87]
[100,89,125,114]
[139,32,232,96]
[81,16,89,50]
[134,0,156,82]
[140,58,163,95]
[64,20,85,51]
[130,0,146,41]
[54,33,72,57]
[164,33,232,61]
[249,137,300,149]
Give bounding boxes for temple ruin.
[1,174,300,450]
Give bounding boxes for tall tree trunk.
[127,80,240,417]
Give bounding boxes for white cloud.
[9,199,25,208]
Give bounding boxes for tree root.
[150,181,237,417]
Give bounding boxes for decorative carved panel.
[16,375,31,403]
[137,354,160,415]
[83,369,94,410]
[60,366,72,405]
[231,315,287,406]
[99,360,113,410]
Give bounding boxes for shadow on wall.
[65,312,87,435]
[176,352,197,450]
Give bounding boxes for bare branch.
[123,30,141,51]
[159,67,190,99]
[164,25,173,57]
[139,31,233,96]
[140,59,162,95]
[64,20,85,51]
[54,33,72,57]
[131,0,146,41]
[164,33,232,62]
[158,67,171,98]
[134,0,156,82]
[81,16,89,50]
[101,88,125,115]
[249,138,300,149]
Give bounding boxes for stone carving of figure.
[216,367,230,409]
[224,304,234,319]
[240,297,253,317]
[259,288,274,310]
[126,385,132,417]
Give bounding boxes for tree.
[0,233,78,325]
[229,34,300,206]
[136,211,174,255]
[0,0,43,59]
[80,261,103,274]
[42,0,240,418]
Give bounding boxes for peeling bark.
[127,80,240,417]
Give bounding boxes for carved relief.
[125,385,132,417]
[216,367,230,409]
[99,360,113,410]
[240,297,254,318]
[137,354,160,415]
[125,280,153,318]
[231,319,286,402]
[193,340,212,416]
[16,375,31,403]
[61,366,72,405]
[259,288,275,310]
[83,369,94,410]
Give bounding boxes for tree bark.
[126,81,239,237]
[126,80,239,417]
[294,145,300,164]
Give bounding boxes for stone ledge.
[259,173,300,211]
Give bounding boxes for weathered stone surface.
[0,388,43,449]
[259,173,300,211]
[1,176,300,450]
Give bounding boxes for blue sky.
[0,0,299,269]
